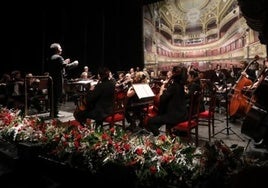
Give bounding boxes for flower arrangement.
[0,107,258,187]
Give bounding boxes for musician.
[214,64,226,89]
[80,72,89,80]
[25,73,43,113]
[115,73,132,92]
[80,66,92,79]
[162,70,172,85]
[245,58,268,148]
[117,72,125,82]
[202,63,216,81]
[108,70,117,84]
[142,67,151,83]
[229,64,240,83]
[241,55,260,82]
[146,65,188,136]
[125,71,148,131]
[73,67,115,127]
[244,59,267,92]
[185,70,205,112]
[149,69,173,114]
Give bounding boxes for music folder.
[132,83,155,99]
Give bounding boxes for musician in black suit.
[185,70,205,112]
[146,66,188,136]
[241,55,260,82]
[247,58,268,148]
[46,43,79,118]
[74,67,115,127]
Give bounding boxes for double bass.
[229,61,255,116]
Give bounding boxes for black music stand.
[213,82,245,141]
[130,84,155,132]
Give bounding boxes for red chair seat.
[105,113,124,122]
[103,90,127,129]
[198,82,217,142]
[170,92,202,146]
[199,110,214,118]
[173,120,198,130]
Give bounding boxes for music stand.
[131,84,155,131]
[132,83,155,99]
[213,82,245,141]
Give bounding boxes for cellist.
[244,57,268,148]
[228,59,258,122]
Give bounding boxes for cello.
[229,61,255,116]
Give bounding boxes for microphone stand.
[213,79,245,141]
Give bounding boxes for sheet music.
[132,84,155,99]
[76,80,92,84]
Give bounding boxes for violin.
[150,77,174,113]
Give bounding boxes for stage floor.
[55,101,268,158]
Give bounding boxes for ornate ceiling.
[155,0,237,35]
[145,0,268,45]
[143,0,267,66]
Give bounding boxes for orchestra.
[2,57,268,149]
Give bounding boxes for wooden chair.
[171,91,202,146]
[198,81,217,142]
[103,90,128,129]
[24,75,52,116]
